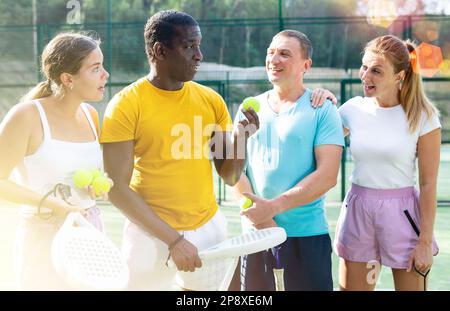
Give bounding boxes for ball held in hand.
[91,169,102,179]
[73,169,94,188]
[242,97,260,113]
[240,196,253,210]
[91,176,112,196]
[73,169,112,196]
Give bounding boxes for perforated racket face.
[52,227,129,290]
[200,227,286,259]
[230,228,274,245]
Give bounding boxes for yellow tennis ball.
[92,176,111,196]
[91,169,102,179]
[73,169,94,188]
[242,97,260,113]
[240,197,253,210]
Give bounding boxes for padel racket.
[51,212,129,290]
[199,227,286,260]
[170,227,286,291]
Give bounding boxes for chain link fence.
[1,13,450,202]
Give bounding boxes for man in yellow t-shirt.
[100,10,259,290]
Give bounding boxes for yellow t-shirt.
[100,78,232,230]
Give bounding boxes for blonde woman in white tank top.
[0,33,109,290]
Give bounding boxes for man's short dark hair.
[276,30,313,59]
[144,10,199,60]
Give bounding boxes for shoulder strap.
[32,100,52,141]
[81,103,99,140]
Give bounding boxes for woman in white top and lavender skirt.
[335,35,440,291]
[0,33,109,290]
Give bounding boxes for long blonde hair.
[22,32,100,101]
[365,35,439,133]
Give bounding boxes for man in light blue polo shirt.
[233,30,344,291]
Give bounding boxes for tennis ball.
[91,169,102,179]
[240,197,253,210]
[73,169,94,188]
[242,97,260,113]
[92,176,111,196]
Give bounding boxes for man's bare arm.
[213,108,259,186]
[103,141,201,271]
[273,145,342,210]
[241,145,342,224]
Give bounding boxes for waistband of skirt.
[349,183,416,198]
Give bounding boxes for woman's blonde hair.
[365,35,439,133]
[22,32,100,101]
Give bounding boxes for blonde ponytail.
[400,41,439,133]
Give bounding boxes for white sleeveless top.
[13,100,103,214]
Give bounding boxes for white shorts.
[121,210,228,291]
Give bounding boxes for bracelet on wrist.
[168,234,184,251]
[165,235,184,267]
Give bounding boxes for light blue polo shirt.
[235,89,344,237]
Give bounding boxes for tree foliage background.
[1,0,449,130]
[1,0,449,73]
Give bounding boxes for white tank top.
[13,100,103,214]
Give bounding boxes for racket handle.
[218,257,239,291]
[273,268,285,291]
[166,258,175,269]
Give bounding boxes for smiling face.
[359,51,403,102]
[163,25,203,83]
[70,47,109,102]
[265,34,311,87]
